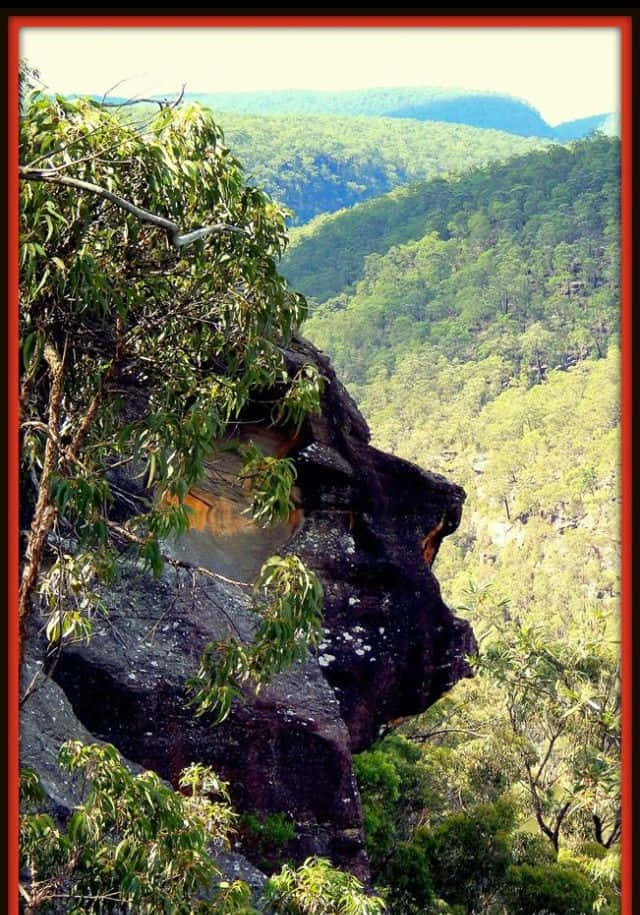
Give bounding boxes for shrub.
[504,861,599,915]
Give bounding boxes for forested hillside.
[100,90,614,228]
[101,98,551,225]
[186,87,612,139]
[350,350,621,914]
[299,135,622,912]
[213,112,549,224]
[283,135,619,303]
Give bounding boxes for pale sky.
[21,26,621,127]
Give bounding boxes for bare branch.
[553,801,572,847]
[101,75,146,104]
[172,84,186,109]
[406,727,488,743]
[100,83,186,111]
[19,662,46,708]
[19,166,249,249]
[534,729,562,785]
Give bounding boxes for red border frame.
[7,14,632,915]
[619,18,633,915]
[6,15,632,27]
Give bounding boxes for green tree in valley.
[481,615,620,853]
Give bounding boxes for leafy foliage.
[503,861,598,915]
[263,856,385,914]
[20,748,383,915]
[422,798,517,912]
[481,615,620,852]
[239,811,297,873]
[240,445,298,526]
[353,735,427,872]
[273,363,324,432]
[19,60,41,111]
[38,551,108,647]
[355,739,619,914]
[20,742,242,913]
[19,91,324,686]
[19,93,302,557]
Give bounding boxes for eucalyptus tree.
[17,90,384,912]
[19,91,324,705]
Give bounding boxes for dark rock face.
[21,335,475,880]
[19,654,268,899]
[285,341,474,751]
[38,570,367,874]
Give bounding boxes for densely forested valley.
[18,65,621,914]
[299,135,622,913]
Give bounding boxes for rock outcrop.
[21,335,475,880]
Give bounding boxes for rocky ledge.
[21,335,475,881]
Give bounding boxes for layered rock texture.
[21,335,475,880]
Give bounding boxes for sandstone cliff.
[21,335,475,880]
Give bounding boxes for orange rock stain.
[420,515,447,567]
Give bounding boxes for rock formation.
[21,335,475,880]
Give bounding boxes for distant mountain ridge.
[552,111,619,139]
[180,87,615,140]
[77,87,616,225]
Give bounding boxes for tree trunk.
[18,343,64,657]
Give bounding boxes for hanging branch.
[18,166,249,249]
[105,520,250,589]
